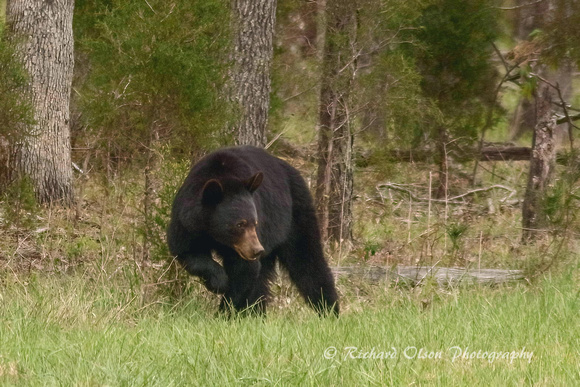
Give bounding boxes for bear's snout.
[234,227,264,261]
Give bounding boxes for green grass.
[0,264,578,385]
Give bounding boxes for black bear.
[167,146,339,316]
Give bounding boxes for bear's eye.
[236,220,247,229]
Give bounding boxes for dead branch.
[497,0,546,11]
[376,182,516,204]
[556,113,580,125]
[531,72,580,130]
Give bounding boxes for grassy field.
[0,259,578,385]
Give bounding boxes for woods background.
[1,0,579,275]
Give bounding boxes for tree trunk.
[510,0,542,141]
[315,0,357,243]
[522,84,556,242]
[230,0,277,147]
[6,0,75,205]
[509,0,571,142]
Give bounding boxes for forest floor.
[0,154,579,385]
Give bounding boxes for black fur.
[167,146,339,316]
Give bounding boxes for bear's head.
[201,172,265,261]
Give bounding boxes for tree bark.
[315,0,357,243]
[6,0,75,205]
[230,0,277,147]
[510,0,543,141]
[522,84,556,242]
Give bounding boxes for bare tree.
[315,0,357,243]
[230,0,277,147]
[522,84,556,242]
[6,0,75,204]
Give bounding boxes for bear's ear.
[244,172,263,193]
[202,179,223,206]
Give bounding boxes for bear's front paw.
[205,270,229,294]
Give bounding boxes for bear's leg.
[278,235,339,316]
[219,257,263,314]
[178,253,228,294]
[246,256,277,314]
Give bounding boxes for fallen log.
[378,146,577,165]
[273,142,572,166]
[331,265,524,285]
[478,146,531,161]
[382,146,531,163]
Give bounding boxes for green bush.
[73,0,231,168]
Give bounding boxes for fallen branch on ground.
[332,265,524,285]
[376,182,516,204]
